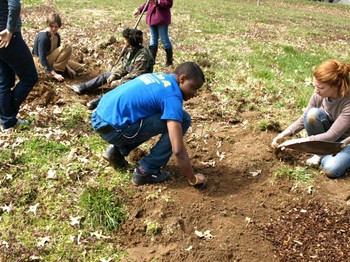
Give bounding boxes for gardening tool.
[278,136,350,155]
[113,0,150,66]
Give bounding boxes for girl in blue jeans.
[272,59,350,178]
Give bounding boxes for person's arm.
[167,120,206,186]
[118,52,150,83]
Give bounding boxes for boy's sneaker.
[86,96,101,110]
[132,166,172,186]
[2,119,30,133]
[102,145,128,168]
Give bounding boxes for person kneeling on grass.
[91,61,207,187]
[67,28,154,110]
[271,59,350,179]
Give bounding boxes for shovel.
[278,136,350,155]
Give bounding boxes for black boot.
[86,96,102,110]
[149,45,158,62]
[164,47,173,68]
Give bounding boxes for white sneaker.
[306,154,323,166]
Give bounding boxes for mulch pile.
[262,201,350,261]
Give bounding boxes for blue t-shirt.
[95,73,184,129]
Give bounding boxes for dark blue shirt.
[32,31,61,73]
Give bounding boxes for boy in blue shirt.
[92,62,207,187]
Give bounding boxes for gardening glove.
[188,173,207,187]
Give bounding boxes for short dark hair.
[122,28,143,47]
[174,62,205,86]
[46,12,62,28]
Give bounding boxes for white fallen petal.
[185,245,193,251]
[37,236,50,247]
[47,169,57,179]
[27,203,39,215]
[70,216,81,226]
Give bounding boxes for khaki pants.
[46,44,83,73]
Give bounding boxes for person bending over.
[92,62,207,187]
[272,59,350,179]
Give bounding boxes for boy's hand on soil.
[189,173,206,187]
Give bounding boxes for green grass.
[79,186,128,231]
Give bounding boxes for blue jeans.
[149,25,172,49]
[304,107,350,178]
[92,111,191,174]
[0,32,38,129]
[81,71,111,92]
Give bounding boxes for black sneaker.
[86,96,101,110]
[132,167,172,186]
[102,145,128,168]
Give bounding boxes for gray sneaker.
[2,119,30,133]
[132,167,172,186]
[66,84,83,94]
[102,145,128,168]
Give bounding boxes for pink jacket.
[138,0,173,26]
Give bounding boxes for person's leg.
[321,145,350,178]
[47,44,72,72]
[80,72,111,92]
[0,32,38,129]
[139,110,191,173]
[304,107,331,135]
[158,25,173,67]
[304,107,331,166]
[0,60,16,129]
[67,60,84,73]
[68,72,111,94]
[149,25,160,47]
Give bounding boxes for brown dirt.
[11,4,350,262]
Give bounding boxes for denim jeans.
[92,110,191,174]
[149,25,172,49]
[0,32,38,129]
[81,72,111,92]
[304,107,350,178]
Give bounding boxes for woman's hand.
[133,9,140,17]
[271,133,286,148]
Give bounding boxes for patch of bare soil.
[14,4,350,262]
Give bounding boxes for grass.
[2,0,350,260]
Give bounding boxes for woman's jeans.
[304,107,350,178]
[92,110,191,174]
[0,32,38,129]
[149,25,172,49]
